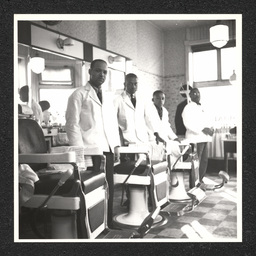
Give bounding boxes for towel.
[19,164,39,205]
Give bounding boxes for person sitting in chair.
[39,100,51,125]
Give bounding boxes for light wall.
[163,29,187,127]
[34,20,229,133]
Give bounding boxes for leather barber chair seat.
[19,118,108,239]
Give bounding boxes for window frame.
[186,39,236,88]
[39,65,75,89]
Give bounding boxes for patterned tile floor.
[19,159,239,241]
[108,160,239,241]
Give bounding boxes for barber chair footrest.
[103,229,137,239]
[162,202,190,216]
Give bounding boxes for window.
[38,64,80,125]
[191,40,236,87]
[193,50,217,82]
[221,47,236,80]
[40,88,76,125]
[39,66,74,86]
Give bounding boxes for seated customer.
[39,100,51,124]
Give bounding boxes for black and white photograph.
[14,14,242,243]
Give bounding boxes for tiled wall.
[163,75,185,131]
[162,28,187,131]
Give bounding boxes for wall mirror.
[18,43,89,126]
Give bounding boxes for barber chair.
[167,144,198,203]
[163,143,230,216]
[18,118,108,239]
[113,145,168,227]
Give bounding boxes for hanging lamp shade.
[210,24,229,48]
[30,57,45,74]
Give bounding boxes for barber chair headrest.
[19,118,48,171]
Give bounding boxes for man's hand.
[174,137,181,143]
[114,146,120,162]
[202,127,214,136]
[154,132,166,145]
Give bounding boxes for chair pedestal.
[169,172,191,202]
[51,210,78,239]
[114,185,162,226]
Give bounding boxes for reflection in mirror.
[18,43,128,127]
[18,43,87,126]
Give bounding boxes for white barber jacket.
[182,101,212,143]
[146,103,178,142]
[114,91,153,144]
[65,82,120,153]
[146,103,181,161]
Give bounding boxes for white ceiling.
[147,20,216,31]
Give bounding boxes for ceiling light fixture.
[108,55,123,64]
[30,52,45,74]
[210,21,229,48]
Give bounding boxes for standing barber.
[65,59,120,228]
[114,73,164,146]
[182,88,214,183]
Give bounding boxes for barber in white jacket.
[146,90,181,166]
[65,59,120,228]
[182,87,214,182]
[114,74,166,207]
[114,73,165,146]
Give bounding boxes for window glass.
[192,50,217,82]
[221,47,236,79]
[40,67,73,85]
[40,88,76,125]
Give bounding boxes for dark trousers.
[92,152,114,228]
[196,142,209,182]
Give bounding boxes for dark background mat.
[1,1,255,255]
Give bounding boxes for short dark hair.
[125,73,137,82]
[19,85,29,95]
[39,100,50,112]
[90,59,107,69]
[153,90,164,97]
[19,85,29,102]
[189,87,199,97]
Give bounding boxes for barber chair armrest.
[51,146,103,156]
[116,145,150,154]
[179,145,190,156]
[19,152,76,164]
[115,146,150,166]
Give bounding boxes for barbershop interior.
[16,16,241,241]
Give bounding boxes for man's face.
[125,77,138,95]
[153,93,165,108]
[189,88,200,104]
[89,61,108,87]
